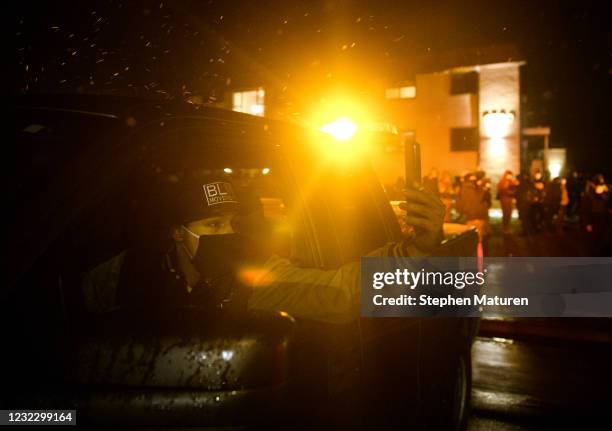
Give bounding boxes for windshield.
[10,108,120,219]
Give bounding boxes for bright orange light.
[305,95,368,137]
[302,95,377,162]
[320,117,358,141]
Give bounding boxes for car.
[5,95,479,429]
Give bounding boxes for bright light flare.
[319,117,358,141]
[237,265,275,286]
[304,95,374,162]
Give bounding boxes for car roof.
[12,94,272,127]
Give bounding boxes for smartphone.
[404,138,421,188]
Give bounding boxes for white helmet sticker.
[203,181,238,206]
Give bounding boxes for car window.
[10,109,119,214]
[325,164,396,264]
[291,154,399,269]
[75,120,313,313]
[11,110,116,211]
[9,109,125,288]
[172,125,301,262]
[116,120,305,259]
[140,123,399,274]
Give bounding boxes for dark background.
[11,0,612,176]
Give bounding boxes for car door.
[291,155,423,426]
[67,117,333,427]
[5,107,129,408]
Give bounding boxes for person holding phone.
[249,140,445,324]
[248,186,445,324]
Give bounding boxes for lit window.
[232,88,265,117]
[232,92,242,109]
[385,88,400,99]
[399,86,416,98]
[386,86,416,99]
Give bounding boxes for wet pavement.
[486,216,595,258]
[469,336,612,430]
[469,415,532,431]
[468,216,612,430]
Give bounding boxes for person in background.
[423,167,440,196]
[515,173,530,235]
[454,174,464,191]
[566,170,582,219]
[457,172,490,252]
[557,178,570,234]
[476,171,492,234]
[438,170,457,222]
[497,170,518,234]
[544,177,562,233]
[527,170,546,233]
[580,175,610,254]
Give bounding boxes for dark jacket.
[544,179,562,207]
[81,240,252,316]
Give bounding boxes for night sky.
[12,0,612,175]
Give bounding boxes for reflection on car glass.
[23,124,46,133]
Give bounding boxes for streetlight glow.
[483,110,515,138]
[487,138,507,158]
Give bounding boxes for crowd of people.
[388,168,612,254]
[496,170,611,242]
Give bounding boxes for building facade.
[224,47,525,185]
[382,61,524,183]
